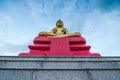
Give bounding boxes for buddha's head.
[56,19,63,27]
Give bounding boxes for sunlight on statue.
[38,19,81,37]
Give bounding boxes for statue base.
[19,36,101,57]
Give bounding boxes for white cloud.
[0,13,13,25]
[81,9,120,56]
[0,39,30,56]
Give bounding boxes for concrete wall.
[0,56,120,80]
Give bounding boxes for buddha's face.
[53,28,67,35]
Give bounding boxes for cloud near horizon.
[0,0,120,56]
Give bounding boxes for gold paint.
[38,19,81,37]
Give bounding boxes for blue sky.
[0,0,120,56]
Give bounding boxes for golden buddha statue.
[38,19,81,37]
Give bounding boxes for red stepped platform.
[19,36,101,57]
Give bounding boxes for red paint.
[19,36,101,57]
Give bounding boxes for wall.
[0,56,120,80]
